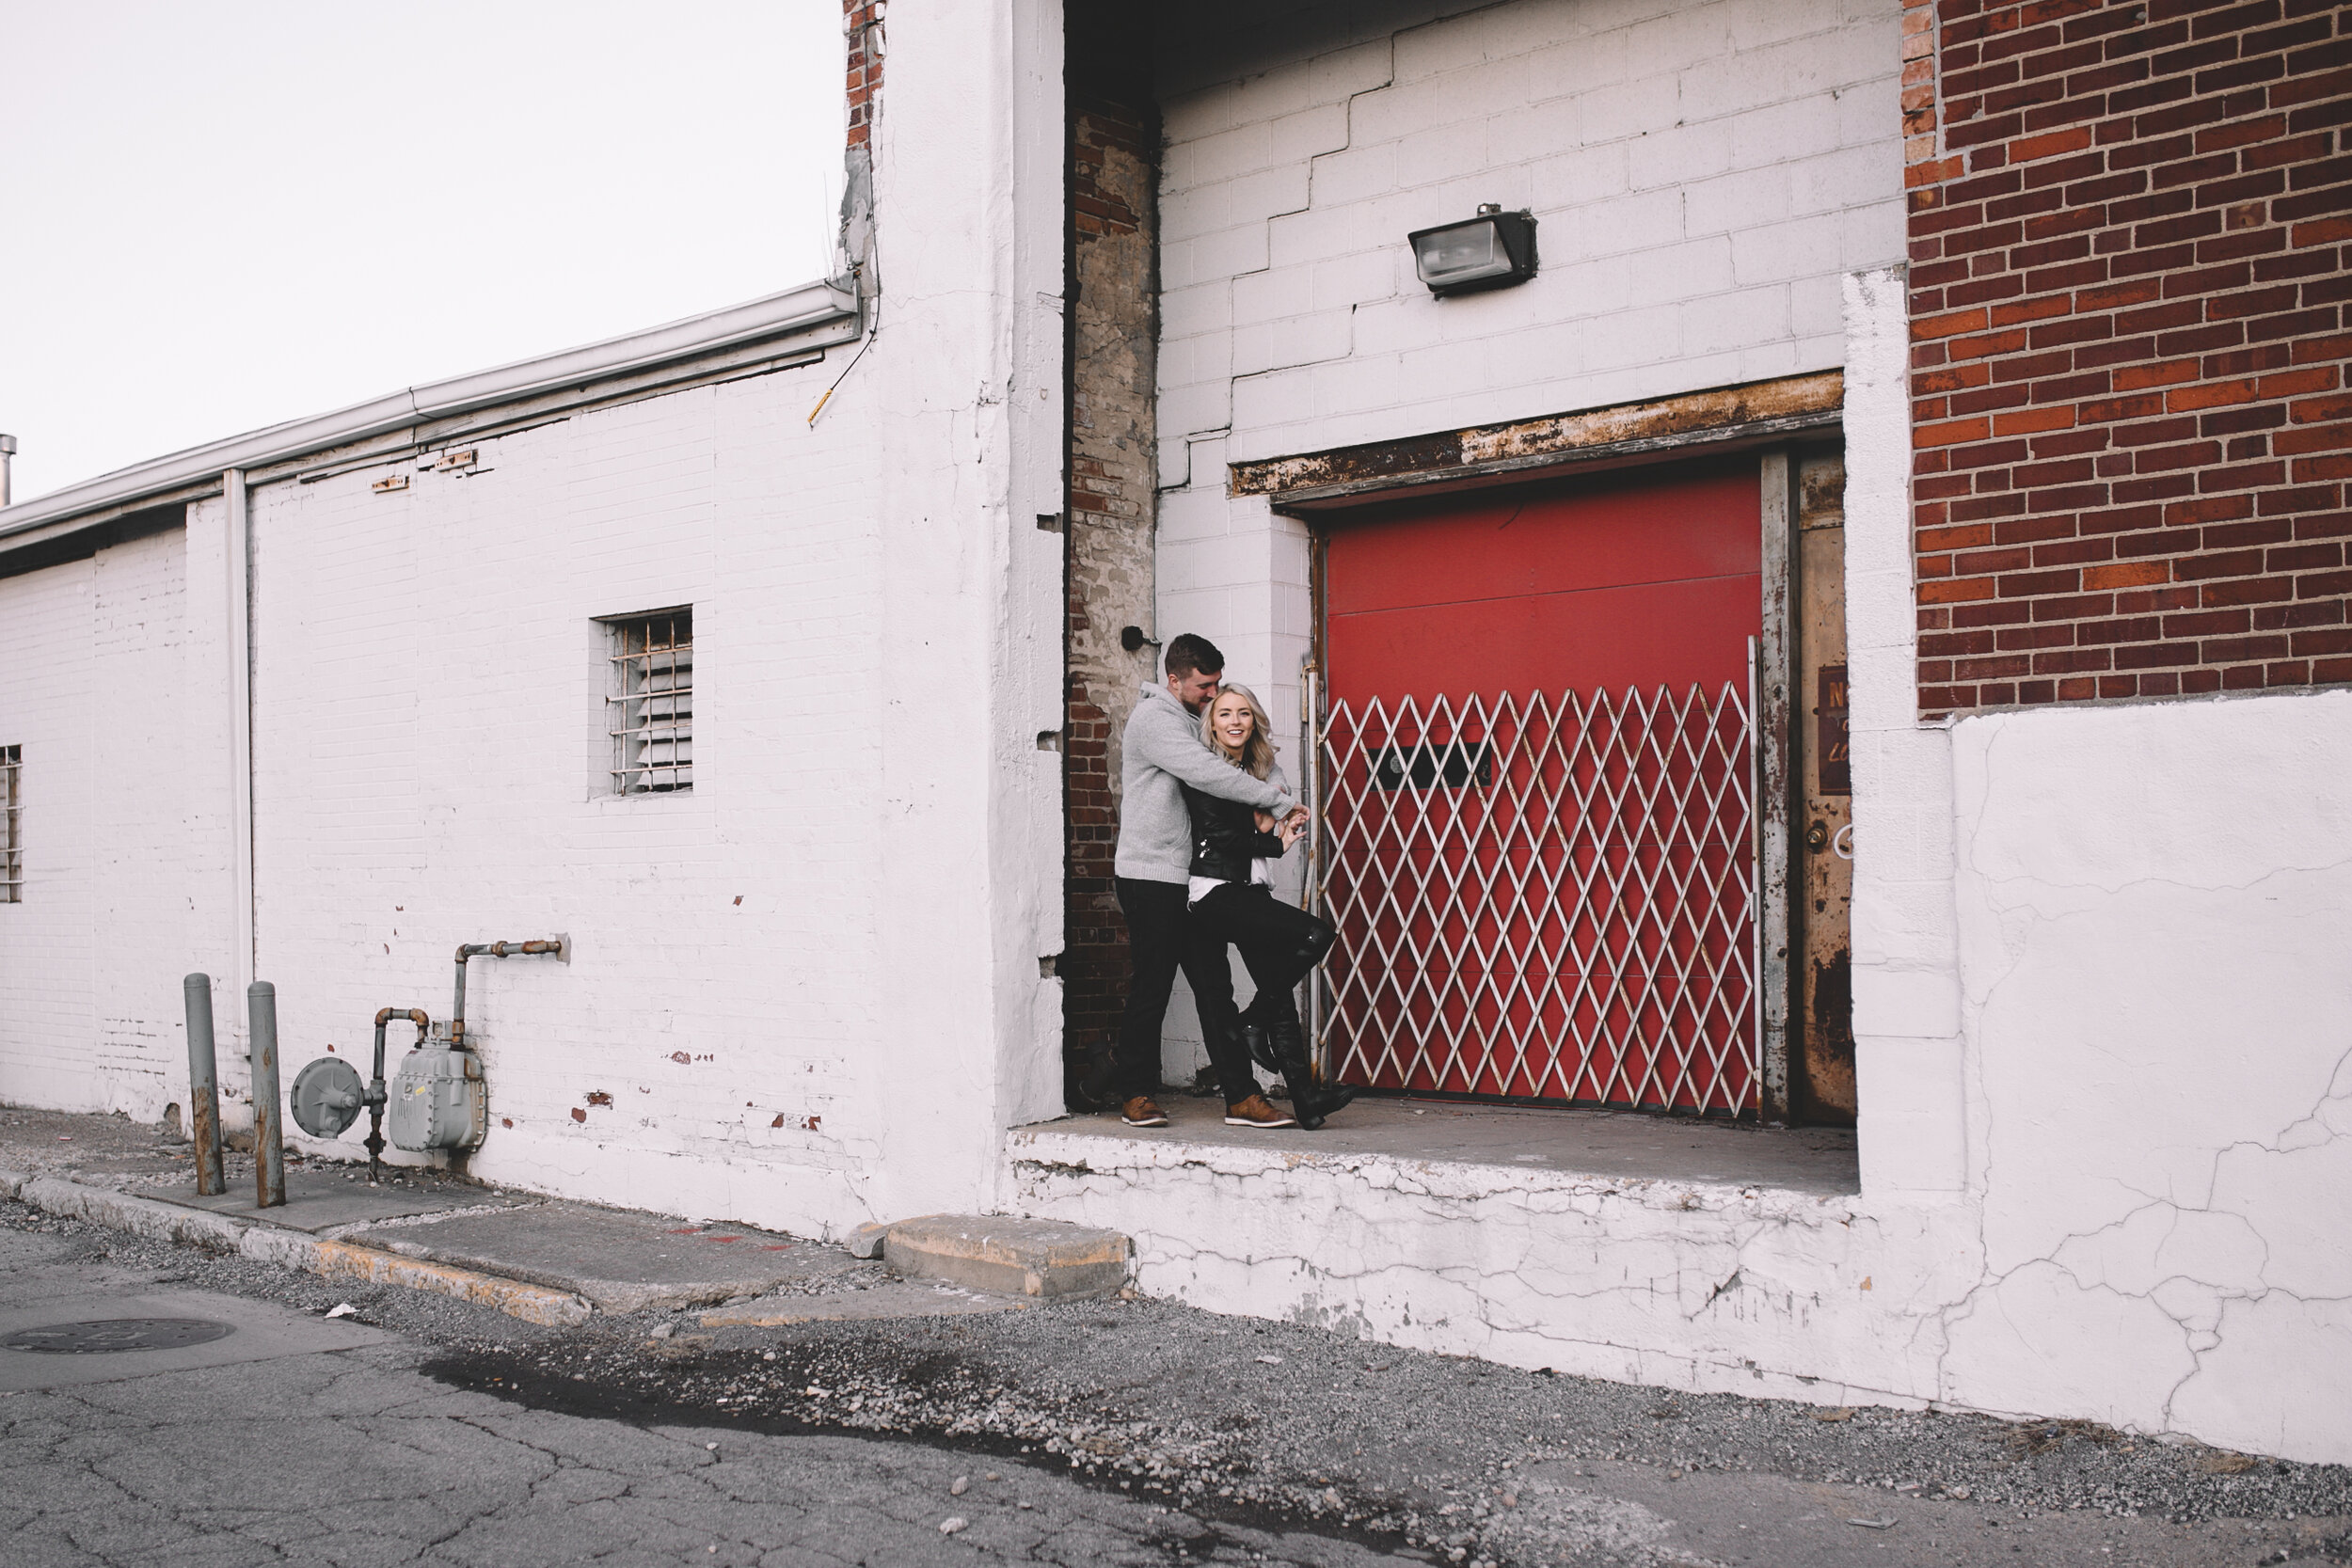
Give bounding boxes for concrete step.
[882,1214,1130,1301]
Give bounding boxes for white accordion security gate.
[1307,651,1760,1116]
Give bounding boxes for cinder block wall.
[1155,0,1907,469]
[1143,0,1906,1070]
[1906,0,2351,714]
[1151,0,1908,742]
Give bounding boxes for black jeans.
[1184,882,1337,1072]
[1114,878,1247,1102]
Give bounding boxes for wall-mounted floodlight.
[1408,205,1538,297]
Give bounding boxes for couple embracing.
[1105,633,1359,1132]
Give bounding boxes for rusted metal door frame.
[1756,449,1798,1122]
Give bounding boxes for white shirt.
[1188,855,1274,909]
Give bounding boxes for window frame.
[0,745,20,902]
[598,608,693,797]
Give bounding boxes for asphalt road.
[4,1196,2347,1568]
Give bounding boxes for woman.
[1179,684,1359,1131]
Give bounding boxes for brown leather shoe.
[1223,1094,1296,1129]
[1120,1096,1169,1127]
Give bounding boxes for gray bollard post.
[247,981,285,1209]
[182,974,226,1196]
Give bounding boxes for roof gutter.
[0,277,861,544]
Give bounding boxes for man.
[1104,634,1301,1127]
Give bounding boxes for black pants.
[1184,882,1337,1090]
[1114,877,1250,1102]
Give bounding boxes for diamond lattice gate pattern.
[1313,679,1758,1115]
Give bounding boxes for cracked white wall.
[1012,1128,1980,1410]
[1931,689,2352,1463]
[1848,245,2352,1464]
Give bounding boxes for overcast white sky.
[0,2,842,502]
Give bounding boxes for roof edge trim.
[0,277,860,540]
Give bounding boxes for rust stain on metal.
[670,1051,691,1065]
[1461,372,1843,465]
[1801,454,1849,527]
[189,1095,221,1194]
[771,1113,786,1128]
[569,1106,587,1123]
[585,1090,613,1107]
[1229,372,1844,497]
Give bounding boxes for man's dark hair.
[1163,633,1225,680]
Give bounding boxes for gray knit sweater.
[1114,682,1297,884]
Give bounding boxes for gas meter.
[288,1006,484,1180]
[389,1027,487,1153]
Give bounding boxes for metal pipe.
[247,981,284,1208]
[182,973,226,1196]
[0,435,17,509]
[450,938,564,1049]
[365,1006,429,1183]
[226,469,256,1051]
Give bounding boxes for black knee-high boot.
[1269,1019,1357,1130]
[1241,1019,1281,1076]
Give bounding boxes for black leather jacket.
[1181,776,1287,882]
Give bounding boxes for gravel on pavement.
[7,1179,2349,1567]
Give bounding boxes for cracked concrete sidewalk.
[0,1105,1031,1330]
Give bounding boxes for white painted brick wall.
[0,528,191,1117]
[233,368,890,1231]
[0,0,1069,1239]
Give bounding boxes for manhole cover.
[1,1319,238,1354]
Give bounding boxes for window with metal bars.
[0,746,19,902]
[601,610,692,795]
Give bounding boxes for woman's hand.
[1277,814,1309,849]
[1253,809,1277,832]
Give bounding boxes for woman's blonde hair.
[1200,682,1278,780]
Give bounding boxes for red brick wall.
[1061,11,1161,1100]
[1905,0,2351,716]
[846,2,882,150]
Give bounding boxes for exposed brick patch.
[845,2,882,150]
[1906,0,2351,716]
[1061,9,1160,1095]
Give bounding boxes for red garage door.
[1315,458,1762,1113]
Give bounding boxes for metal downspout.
[225,469,256,1051]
